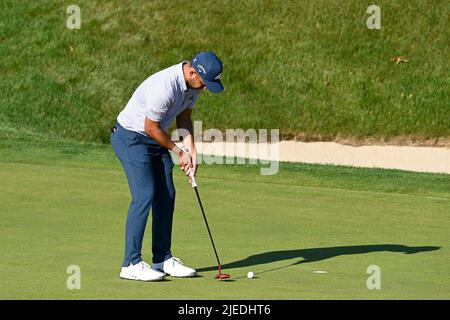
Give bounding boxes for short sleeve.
[144,88,172,122]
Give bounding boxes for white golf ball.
[247,271,254,279]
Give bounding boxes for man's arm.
[176,108,197,175]
[144,116,177,152]
[144,117,193,176]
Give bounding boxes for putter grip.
[181,146,197,188]
[189,171,198,188]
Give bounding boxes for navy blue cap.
[192,51,224,93]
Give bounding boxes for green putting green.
[0,137,448,299]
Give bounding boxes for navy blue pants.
[111,123,175,267]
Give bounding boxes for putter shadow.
[197,244,440,272]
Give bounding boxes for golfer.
[111,52,224,281]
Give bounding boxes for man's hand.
[180,146,198,184]
[173,146,193,180]
[189,154,198,184]
[176,108,197,183]
[192,154,198,176]
[179,150,193,175]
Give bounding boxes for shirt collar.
[178,61,189,92]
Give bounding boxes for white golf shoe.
[120,261,165,281]
[152,257,196,277]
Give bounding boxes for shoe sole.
[166,272,197,278]
[153,268,196,278]
[119,274,165,282]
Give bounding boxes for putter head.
[215,265,231,279]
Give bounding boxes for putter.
[181,146,231,280]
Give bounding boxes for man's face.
[189,69,206,90]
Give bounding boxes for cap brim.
[204,79,224,93]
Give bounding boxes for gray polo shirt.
[117,61,201,135]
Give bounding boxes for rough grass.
[0,0,449,143]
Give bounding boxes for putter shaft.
[193,186,222,267]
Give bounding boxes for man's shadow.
[197,244,440,272]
